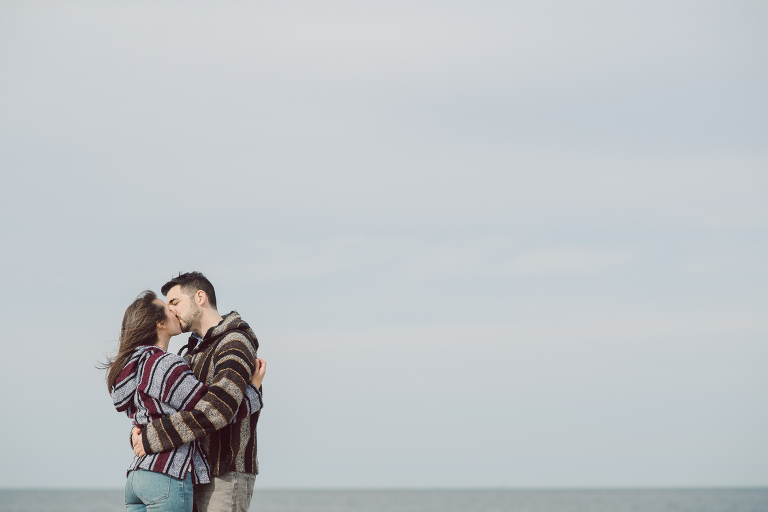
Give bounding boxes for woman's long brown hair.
[102,290,166,392]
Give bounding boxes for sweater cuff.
[141,427,154,455]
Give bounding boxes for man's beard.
[179,304,201,333]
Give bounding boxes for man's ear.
[196,290,206,307]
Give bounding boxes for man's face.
[166,285,201,333]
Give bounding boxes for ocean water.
[1,488,766,512]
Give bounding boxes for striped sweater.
[111,344,262,484]
[140,311,262,476]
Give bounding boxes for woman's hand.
[132,427,146,457]
[251,358,266,388]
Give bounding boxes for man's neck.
[195,308,224,338]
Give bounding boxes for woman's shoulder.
[143,347,191,370]
[133,344,162,361]
[134,346,187,367]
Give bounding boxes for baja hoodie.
[140,311,262,476]
[111,345,262,483]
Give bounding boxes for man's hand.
[251,358,267,388]
[132,427,146,457]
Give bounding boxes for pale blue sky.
[0,0,766,489]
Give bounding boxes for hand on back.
[251,358,266,388]
[132,427,146,457]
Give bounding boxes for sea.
[0,488,766,512]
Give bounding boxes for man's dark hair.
[161,271,218,309]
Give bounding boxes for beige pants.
[194,471,256,512]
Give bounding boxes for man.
[132,271,264,512]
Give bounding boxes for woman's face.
[155,299,182,336]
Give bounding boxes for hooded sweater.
[139,311,262,476]
[111,344,262,483]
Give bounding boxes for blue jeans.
[125,469,193,512]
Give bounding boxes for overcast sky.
[0,0,766,489]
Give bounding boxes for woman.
[104,290,266,512]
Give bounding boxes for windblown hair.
[161,271,218,309]
[101,290,165,392]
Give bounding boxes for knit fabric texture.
[140,311,262,476]
[112,344,262,483]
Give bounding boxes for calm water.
[1,489,766,512]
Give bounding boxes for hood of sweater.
[111,345,160,414]
[194,310,259,354]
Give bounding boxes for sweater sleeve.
[138,352,209,413]
[233,384,263,423]
[141,334,256,454]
